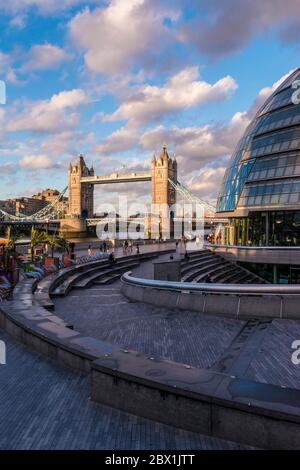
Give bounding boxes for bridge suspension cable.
[0,186,68,222]
[168,179,216,216]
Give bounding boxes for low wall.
[209,244,300,266]
[0,265,300,448]
[91,349,300,449]
[121,272,300,319]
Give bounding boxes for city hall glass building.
[216,68,300,283]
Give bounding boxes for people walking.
[108,251,116,264]
[87,245,93,257]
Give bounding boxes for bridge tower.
[68,155,94,218]
[151,145,177,237]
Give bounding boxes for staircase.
[181,250,266,284]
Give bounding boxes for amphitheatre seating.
[72,261,141,288]
[181,249,266,284]
[35,251,169,300]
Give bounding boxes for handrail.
[207,243,300,251]
[122,271,300,295]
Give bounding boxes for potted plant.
[44,233,69,268]
[30,226,46,262]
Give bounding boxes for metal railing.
[207,243,300,251]
[122,271,300,295]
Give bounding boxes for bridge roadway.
[81,172,151,185]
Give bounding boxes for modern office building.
[216,67,300,283]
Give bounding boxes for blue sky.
[0,0,300,207]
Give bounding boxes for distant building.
[6,197,48,216]
[0,188,68,217]
[32,188,68,216]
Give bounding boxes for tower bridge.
[1,144,222,238]
[63,145,179,237]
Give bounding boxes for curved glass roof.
[216,68,300,213]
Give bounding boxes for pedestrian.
[87,245,93,257]
[103,241,107,253]
[136,243,140,255]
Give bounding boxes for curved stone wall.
[121,272,300,319]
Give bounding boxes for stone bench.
[73,261,141,288]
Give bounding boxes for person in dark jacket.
[108,252,116,264]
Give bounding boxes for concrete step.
[73,262,140,289]
[181,254,217,272]
[182,260,228,282]
[93,273,121,285]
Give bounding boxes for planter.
[44,257,60,269]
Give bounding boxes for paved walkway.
[0,330,248,450]
[54,282,243,369]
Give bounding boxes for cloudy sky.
[0,0,300,208]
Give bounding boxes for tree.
[5,226,21,252]
[30,226,46,261]
[3,226,21,269]
[45,233,69,258]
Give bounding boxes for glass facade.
[230,210,300,246]
[216,68,300,257]
[216,67,300,214]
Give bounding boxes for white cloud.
[185,166,228,204]
[19,154,59,170]
[0,51,20,84]
[9,14,26,28]
[94,125,139,155]
[105,66,237,125]
[140,120,238,174]
[40,130,94,156]
[5,88,89,133]
[0,162,15,174]
[69,0,179,75]
[22,44,71,71]
[180,0,300,58]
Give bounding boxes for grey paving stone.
[0,330,248,449]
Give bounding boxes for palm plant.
[45,233,69,258]
[5,226,21,252]
[30,226,46,261]
[3,226,21,269]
